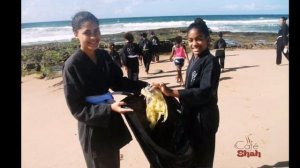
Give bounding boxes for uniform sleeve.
[103,52,148,94]
[109,60,148,94]
[156,36,160,44]
[115,51,122,66]
[63,64,112,127]
[120,46,128,66]
[178,58,220,107]
[136,43,143,55]
[213,40,219,49]
[223,39,227,48]
[282,25,289,45]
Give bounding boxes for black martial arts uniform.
[139,39,153,73]
[178,49,221,167]
[150,35,160,61]
[63,49,148,168]
[121,42,142,80]
[276,23,289,65]
[109,50,122,68]
[213,38,226,69]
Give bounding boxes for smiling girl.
[63,11,148,168]
[152,18,221,167]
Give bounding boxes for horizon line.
[22,13,289,24]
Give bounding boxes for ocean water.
[21,14,288,45]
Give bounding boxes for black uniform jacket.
[63,49,147,153]
[121,42,142,72]
[277,23,289,46]
[178,49,221,139]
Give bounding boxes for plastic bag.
[141,86,168,128]
[122,94,194,168]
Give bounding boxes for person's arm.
[115,51,122,67]
[111,66,148,94]
[156,36,160,45]
[63,65,113,127]
[213,40,218,49]
[169,46,175,61]
[282,24,289,46]
[183,47,189,62]
[106,53,148,94]
[120,46,128,67]
[178,58,220,106]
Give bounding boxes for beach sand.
[21,49,289,168]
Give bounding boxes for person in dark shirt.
[151,18,221,167]
[120,32,143,81]
[149,31,160,63]
[108,42,122,68]
[138,33,144,66]
[275,16,289,65]
[63,11,148,168]
[213,32,227,72]
[139,32,153,74]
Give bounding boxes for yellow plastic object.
[141,87,168,128]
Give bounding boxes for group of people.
[108,24,228,85]
[106,30,161,82]
[63,10,288,168]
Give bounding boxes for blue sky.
[22,0,289,23]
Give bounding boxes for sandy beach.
[21,49,289,168]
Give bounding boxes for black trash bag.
[122,94,194,168]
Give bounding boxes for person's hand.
[283,45,289,54]
[111,101,133,113]
[124,66,128,71]
[159,83,173,96]
[149,82,161,91]
[169,57,173,62]
[273,41,277,45]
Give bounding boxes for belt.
[128,55,139,58]
[85,92,115,105]
[277,35,282,40]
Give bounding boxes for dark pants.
[143,53,152,73]
[215,50,225,69]
[127,68,139,81]
[83,149,120,168]
[152,45,159,62]
[192,134,216,168]
[276,44,289,65]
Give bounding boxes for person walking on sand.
[121,32,143,81]
[275,16,289,65]
[108,42,122,68]
[139,32,153,74]
[63,11,148,168]
[138,33,144,66]
[169,36,189,86]
[214,32,227,72]
[149,31,160,62]
[152,18,221,167]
